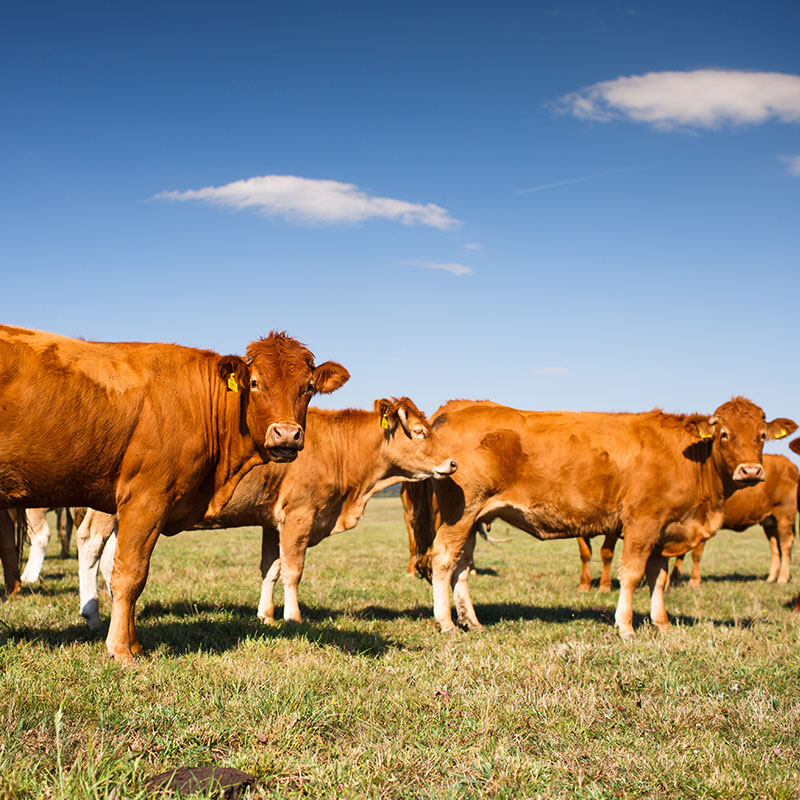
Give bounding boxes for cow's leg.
[99,532,116,592]
[402,492,418,577]
[106,504,164,663]
[453,531,481,630]
[279,521,311,623]
[599,533,617,592]
[430,520,474,633]
[464,527,477,577]
[257,526,281,624]
[56,507,72,558]
[687,541,705,588]
[20,509,51,584]
[775,514,794,584]
[615,530,655,640]
[0,512,21,597]
[578,537,592,591]
[670,556,684,587]
[77,510,117,630]
[645,552,670,631]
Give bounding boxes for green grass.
[1,500,799,799]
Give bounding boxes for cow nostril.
[450,460,458,471]
[293,428,301,441]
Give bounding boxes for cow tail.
[401,481,437,582]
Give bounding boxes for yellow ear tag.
[380,414,389,429]
[227,374,239,393]
[699,431,713,440]
[776,428,787,439]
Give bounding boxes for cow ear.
[373,398,398,432]
[312,361,350,394]
[767,418,798,441]
[789,438,800,456]
[689,418,715,441]
[217,355,249,394]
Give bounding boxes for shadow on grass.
[682,573,764,584]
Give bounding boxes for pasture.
[1,500,799,799]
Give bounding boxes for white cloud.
[783,155,800,176]
[557,70,800,130]
[155,174,459,230]
[531,366,573,375]
[401,260,472,276]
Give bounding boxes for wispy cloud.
[783,154,800,176]
[556,70,800,130]
[155,174,459,229]
[517,166,638,194]
[401,260,472,276]
[531,366,573,375]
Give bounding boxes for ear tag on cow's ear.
[699,431,713,440]
[227,374,239,393]
[380,414,389,429]
[776,428,787,439]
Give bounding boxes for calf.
[404,398,795,638]
[77,398,456,628]
[0,325,348,661]
[577,453,798,590]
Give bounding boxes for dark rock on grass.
[143,766,256,798]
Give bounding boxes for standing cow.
[577,453,798,590]
[403,398,796,638]
[0,324,348,662]
[76,398,458,628]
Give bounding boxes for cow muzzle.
[265,422,305,462]
[732,462,765,485]
[432,459,458,479]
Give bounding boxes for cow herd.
[1,323,798,664]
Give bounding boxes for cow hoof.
[688,580,701,589]
[777,576,789,585]
[107,648,137,665]
[577,585,590,592]
[598,584,612,593]
[618,631,636,641]
[766,575,777,584]
[85,615,104,632]
[459,619,484,632]
[653,622,671,633]
[258,614,275,625]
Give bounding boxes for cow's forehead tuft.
[246,332,315,370]
[713,396,765,423]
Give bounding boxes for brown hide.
[0,324,348,661]
[405,397,796,638]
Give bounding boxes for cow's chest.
[661,508,725,557]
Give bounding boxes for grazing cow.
[577,453,798,590]
[404,398,796,638]
[76,398,457,628]
[0,325,348,661]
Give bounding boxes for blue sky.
[2,1,799,456]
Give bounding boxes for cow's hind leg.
[670,556,684,588]
[77,509,117,630]
[257,525,281,624]
[0,512,21,598]
[106,503,164,663]
[599,533,617,592]
[688,541,705,588]
[645,552,671,632]
[56,507,72,558]
[615,528,656,640]
[20,509,50,584]
[577,537,592,591]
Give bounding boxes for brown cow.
[76,398,457,628]
[577,453,798,590]
[404,398,796,638]
[0,324,348,661]
[789,438,800,613]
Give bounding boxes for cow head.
[374,397,457,480]
[692,397,797,488]
[219,332,349,463]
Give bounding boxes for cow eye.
[760,431,767,442]
[720,430,729,441]
[413,427,427,439]
[250,378,259,390]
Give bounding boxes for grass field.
[1,499,799,799]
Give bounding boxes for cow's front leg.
[77,509,117,630]
[645,552,671,632]
[279,520,311,623]
[430,521,474,633]
[615,529,656,640]
[452,544,481,630]
[776,516,794,584]
[0,512,21,597]
[257,525,281,624]
[688,541,705,587]
[106,503,164,664]
[577,537,592,591]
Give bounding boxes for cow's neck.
[206,380,262,517]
